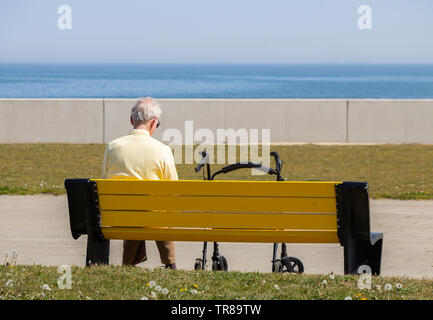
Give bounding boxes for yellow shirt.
[101,129,178,181]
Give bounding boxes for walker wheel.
[194,259,203,270]
[281,256,304,274]
[212,256,228,271]
[272,260,284,273]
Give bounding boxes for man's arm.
[163,145,179,181]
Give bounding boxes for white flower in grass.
[148,281,156,288]
[376,285,381,290]
[85,296,92,300]
[161,288,169,295]
[10,249,18,256]
[141,296,149,300]
[329,274,335,280]
[150,291,157,299]
[274,284,280,290]
[41,284,51,291]
[155,285,162,292]
[396,283,403,289]
[5,280,13,288]
[322,280,327,285]
[344,296,352,300]
[190,289,198,295]
[384,283,392,291]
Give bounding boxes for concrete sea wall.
[1,99,433,144]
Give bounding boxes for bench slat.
[94,179,339,198]
[99,195,337,213]
[100,210,337,230]
[101,227,339,243]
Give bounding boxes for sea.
[0,63,433,99]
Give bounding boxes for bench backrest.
[66,179,347,244]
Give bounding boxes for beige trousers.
[122,240,175,266]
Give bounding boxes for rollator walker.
[193,150,304,273]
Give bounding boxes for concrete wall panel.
[104,99,347,144]
[221,99,347,143]
[0,99,103,143]
[348,100,433,143]
[405,101,433,143]
[103,99,135,143]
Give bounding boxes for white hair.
[131,97,162,124]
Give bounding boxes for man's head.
[130,97,162,136]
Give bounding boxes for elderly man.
[101,97,178,270]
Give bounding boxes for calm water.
[0,63,433,98]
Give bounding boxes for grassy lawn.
[1,143,433,199]
[1,264,433,300]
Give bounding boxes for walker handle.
[194,150,208,172]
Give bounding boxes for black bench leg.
[344,232,383,276]
[85,233,110,266]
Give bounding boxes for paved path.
[1,195,432,278]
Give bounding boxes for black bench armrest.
[64,179,103,241]
[335,182,383,275]
[64,179,109,265]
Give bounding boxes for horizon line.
[1,61,433,65]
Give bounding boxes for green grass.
[1,264,433,300]
[1,143,433,199]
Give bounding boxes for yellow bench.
[64,179,383,275]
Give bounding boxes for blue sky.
[0,0,432,63]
